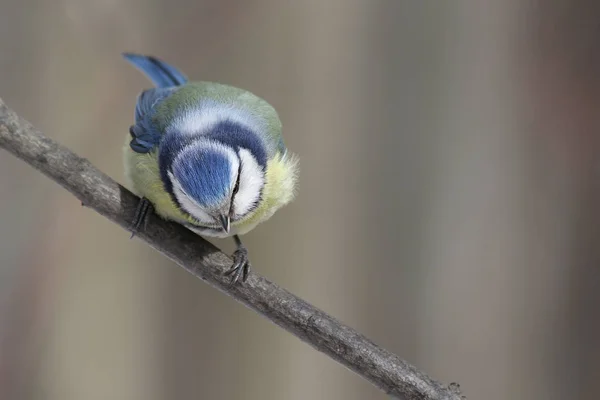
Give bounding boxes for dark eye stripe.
[232,164,241,196]
[229,162,242,216]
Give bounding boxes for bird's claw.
[224,246,251,285]
[129,197,152,238]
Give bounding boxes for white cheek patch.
[168,171,215,225]
[233,148,265,217]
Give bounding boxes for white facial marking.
[167,103,264,138]
[233,148,264,218]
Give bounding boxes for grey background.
[1,1,599,399]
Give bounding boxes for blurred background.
[1,1,600,399]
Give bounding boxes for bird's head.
[164,138,266,232]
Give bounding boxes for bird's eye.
[232,168,241,196]
[229,163,242,216]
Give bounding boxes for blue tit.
[122,53,298,283]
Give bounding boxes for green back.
[152,82,284,151]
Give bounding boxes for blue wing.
[128,87,176,153]
[124,53,188,153]
[129,88,173,153]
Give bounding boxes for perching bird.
[122,53,298,284]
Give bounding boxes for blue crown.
[172,148,232,208]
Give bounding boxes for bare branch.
[0,97,464,400]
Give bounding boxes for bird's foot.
[129,197,152,238]
[224,243,251,285]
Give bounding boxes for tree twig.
[0,97,464,400]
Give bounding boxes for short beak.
[219,214,230,233]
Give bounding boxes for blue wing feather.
[124,52,188,153]
[134,87,174,122]
[128,88,178,153]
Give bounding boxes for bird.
[121,53,299,284]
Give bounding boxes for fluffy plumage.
[122,53,298,239]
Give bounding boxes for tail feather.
[123,52,188,88]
